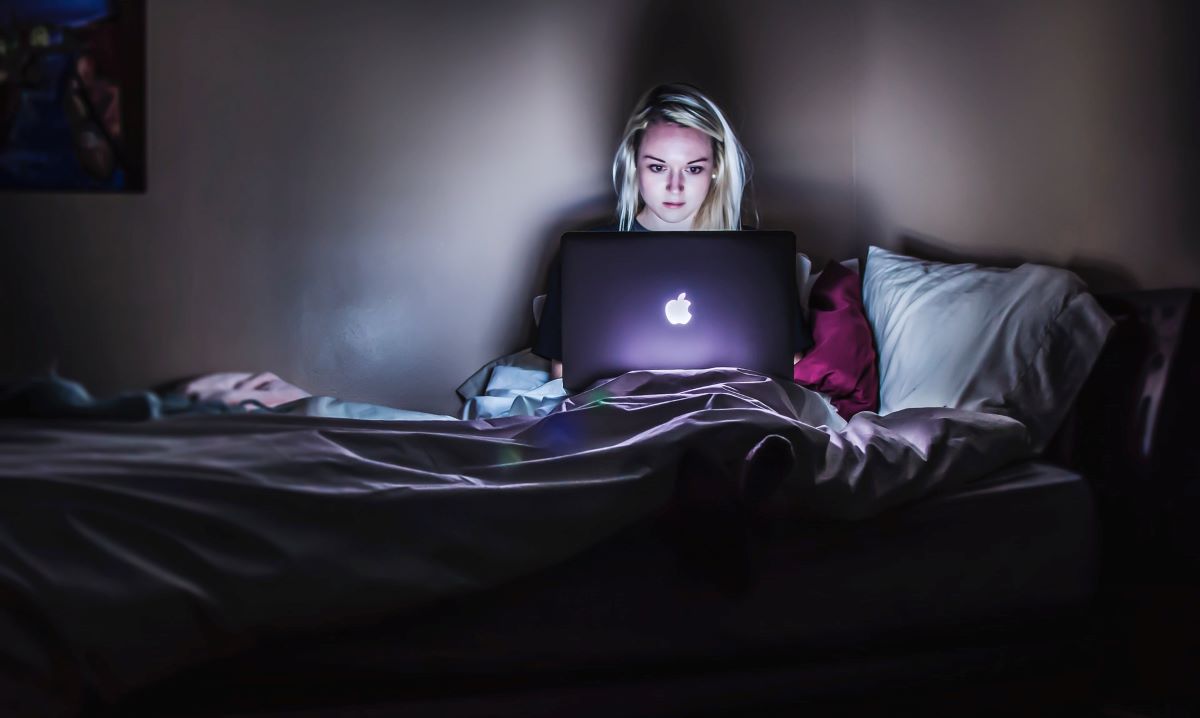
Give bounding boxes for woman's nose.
[667,169,684,192]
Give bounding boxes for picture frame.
[0,0,145,192]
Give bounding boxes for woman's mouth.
[663,201,685,209]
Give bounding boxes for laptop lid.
[560,230,796,392]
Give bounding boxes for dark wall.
[1,0,1195,412]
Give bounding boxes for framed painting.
[0,0,145,192]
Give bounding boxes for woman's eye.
[649,164,665,172]
[688,166,705,174]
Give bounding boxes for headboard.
[1048,289,1199,578]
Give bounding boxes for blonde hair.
[612,83,755,231]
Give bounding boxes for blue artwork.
[0,0,144,191]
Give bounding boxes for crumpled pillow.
[862,245,1114,452]
[793,260,879,419]
[178,371,311,408]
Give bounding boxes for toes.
[739,433,796,508]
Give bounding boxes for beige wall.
[1,0,1195,412]
[854,0,1200,291]
[1,1,640,412]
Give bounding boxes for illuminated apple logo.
[665,292,693,325]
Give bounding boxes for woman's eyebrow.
[642,154,710,164]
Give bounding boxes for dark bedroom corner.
[0,0,1197,716]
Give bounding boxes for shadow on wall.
[528,0,751,329]
[898,233,1141,294]
[759,172,869,266]
[616,0,746,130]
[521,196,614,347]
[603,0,754,227]
[606,0,869,268]
[1163,0,1200,272]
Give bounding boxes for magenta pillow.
[793,260,880,419]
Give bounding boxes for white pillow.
[862,245,1113,451]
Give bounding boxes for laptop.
[560,230,796,392]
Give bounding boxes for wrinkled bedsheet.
[0,368,1032,717]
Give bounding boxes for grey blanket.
[0,368,1031,717]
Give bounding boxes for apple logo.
[664,292,693,325]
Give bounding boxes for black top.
[532,220,815,361]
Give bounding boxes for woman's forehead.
[640,122,712,157]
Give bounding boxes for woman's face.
[636,121,714,230]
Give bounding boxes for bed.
[111,462,1100,718]
[1,248,1193,717]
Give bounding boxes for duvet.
[0,368,1032,717]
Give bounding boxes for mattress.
[121,460,1098,715]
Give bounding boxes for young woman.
[533,83,813,379]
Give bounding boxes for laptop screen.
[560,230,796,391]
